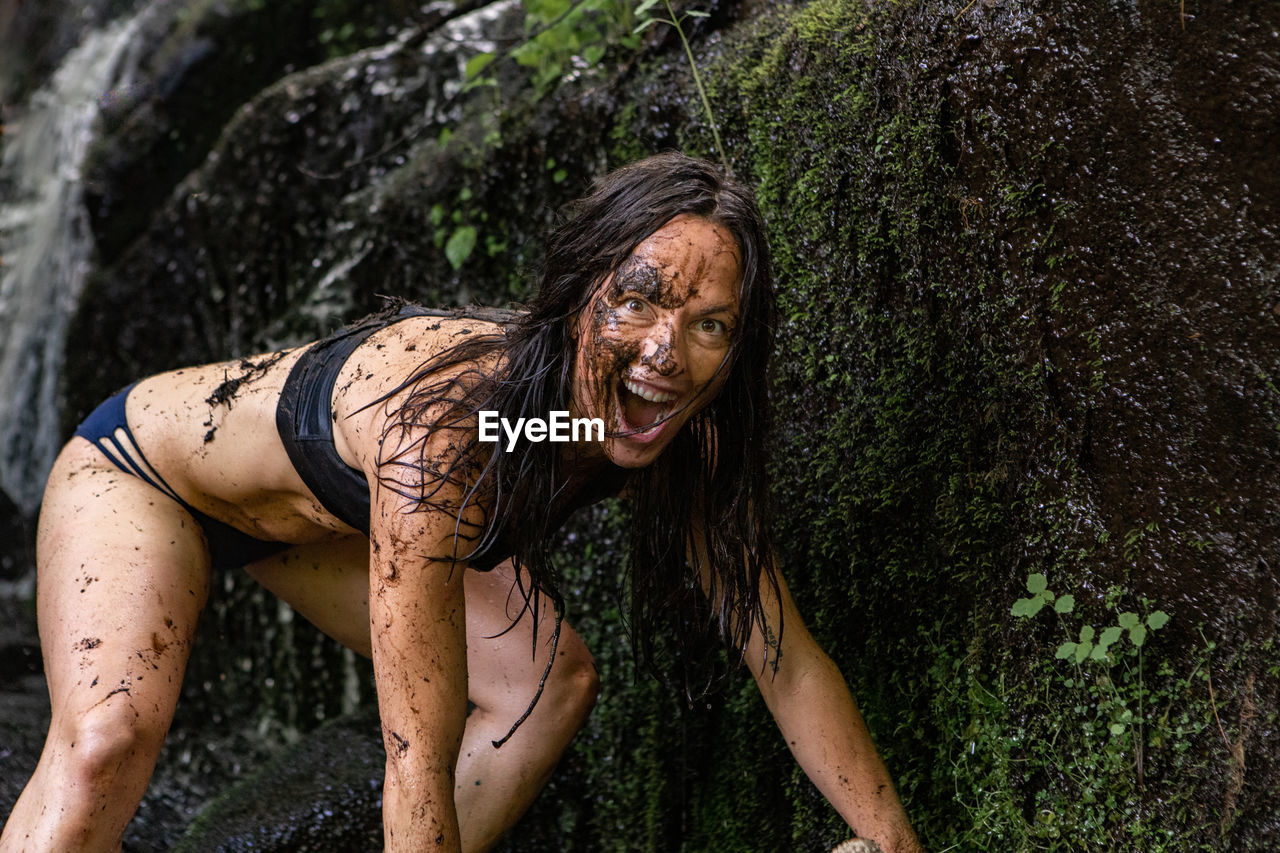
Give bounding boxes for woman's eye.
[698,318,727,336]
[625,298,645,313]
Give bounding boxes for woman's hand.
[832,839,886,853]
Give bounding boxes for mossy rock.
[18,0,1278,849]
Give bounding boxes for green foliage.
[308,0,393,57]
[1011,575,1170,662]
[443,0,733,273]
[997,577,1221,848]
[466,0,641,98]
[461,0,725,171]
[444,225,478,270]
[464,51,497,82]
[908,587,1214,851]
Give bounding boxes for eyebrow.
[698,303,737,317]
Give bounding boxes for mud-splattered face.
[571,214,742,468]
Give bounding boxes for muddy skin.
[583,296,643,436]
[642,334,678,377]
[582,254,734,440]
[607,256,700,310]
[603,269,683,377]
[204,351,289,409]
[201,350,289,441]
[90,682,132,707]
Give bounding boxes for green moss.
[625,0,1252,848]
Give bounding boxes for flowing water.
[0,2,155,514]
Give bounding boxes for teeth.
[623,378,676,403]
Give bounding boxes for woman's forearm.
[372,609,469,853]
[368,507,471,853]
[756,645,922,853]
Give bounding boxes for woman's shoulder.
[342,310,509,391]
[329,307,512,461]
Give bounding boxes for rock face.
[172,709,385,852]
[0,0,1276,850]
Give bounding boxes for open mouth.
[616,376,677,438]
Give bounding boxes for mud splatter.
[580,297,641,432]
[205,351,288,409]
[608,256,697,310]
[201,351,289,442]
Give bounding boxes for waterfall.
[0,3,154,514]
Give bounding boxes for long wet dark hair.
[374,152,780,731]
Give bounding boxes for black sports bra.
[275,304,621,570]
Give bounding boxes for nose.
[640,319,681,376]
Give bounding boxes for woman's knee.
[475,627,598,736]
[54,696,169,788]
[543,631,600,723]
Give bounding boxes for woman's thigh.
[243,536,373,655]
[36,439,211,739]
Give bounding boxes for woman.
[0,153,920,852]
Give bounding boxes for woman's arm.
[367,477,473,853]
[744,568,922,853]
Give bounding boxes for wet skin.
[571,214,742,469]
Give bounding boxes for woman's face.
[571,214,742,468]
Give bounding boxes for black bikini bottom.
[74,383,290,571]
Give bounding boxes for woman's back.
[126,314,505,546]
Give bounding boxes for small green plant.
[430,186,486,271]
[1006,574,1197,846]
[1011,572,1168,665]
[443,0,729,272]
[634,0,728,171]
[458,1,729,175]
[512,0,636,95]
